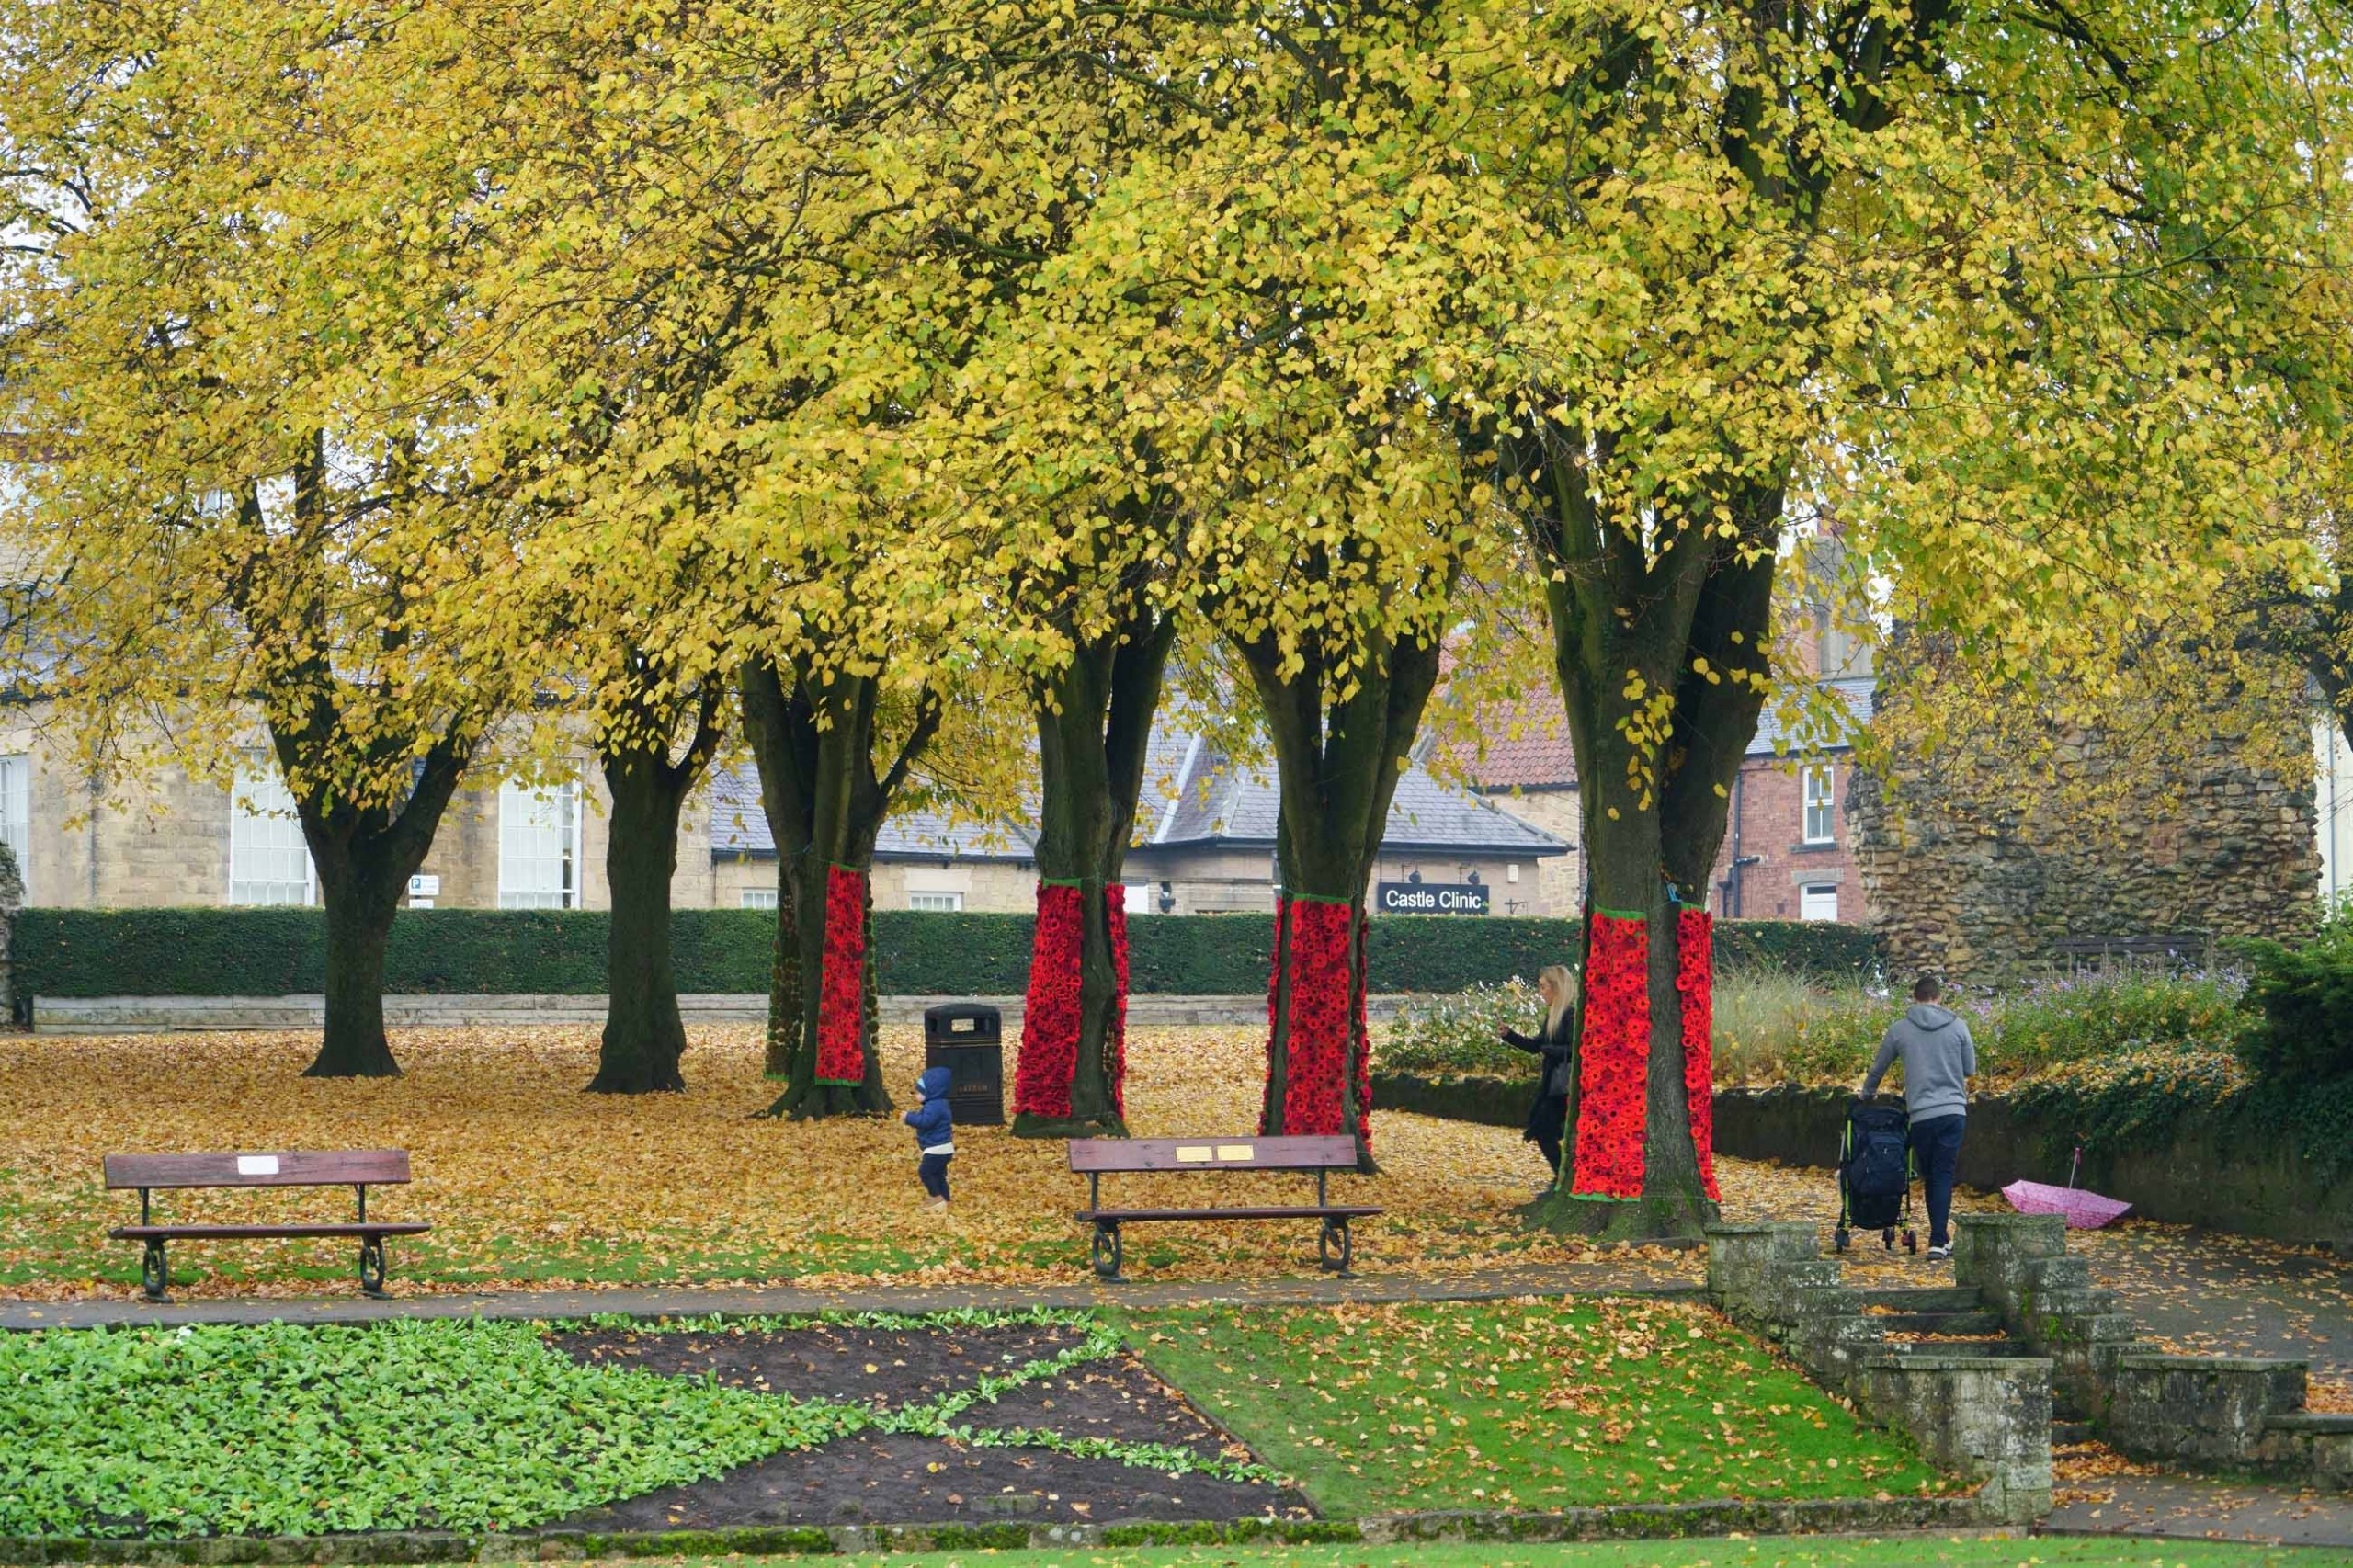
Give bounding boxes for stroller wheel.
[1833,1226,1850,1252]
[1904,1229,1918,1254]
[1881,1228,1895,1250]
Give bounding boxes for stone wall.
[1848,635,2318,985]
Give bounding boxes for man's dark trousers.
[1910,1114,1966,1248]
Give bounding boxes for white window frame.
[498,780,583,909]
[228,755,315,906]
[1802,764,1836,845]
[907,890,963,912]
[0,753,28,898]
[1800,882,1840,923]
[740,886,779,910]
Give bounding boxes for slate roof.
[1442,676,1878,792]
[1130,730,1565,857]
[708,722,1567,861]
[708,764,1040,862]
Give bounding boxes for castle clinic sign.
[1376,881,1490,915]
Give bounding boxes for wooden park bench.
[105,1149,430,1302]
[1069,1134,1380,1281]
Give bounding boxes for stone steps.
[1870,1308,2007,1335]
[1883,1336,2039,1360]
[1859,1286,1984,1312]
[2051,1419,2096,1446]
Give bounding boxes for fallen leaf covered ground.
[7,1015,2351,1415]
[1,1025,1696,1297]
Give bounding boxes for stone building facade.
[1,710,1562,917]
[1849,644,2321,985]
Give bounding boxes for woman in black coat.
[1500,964,1576,1176]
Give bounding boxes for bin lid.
[923,1001,1002,1024]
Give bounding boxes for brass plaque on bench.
[1218,1144,1255,1161]
[1175,1145,1214,1162]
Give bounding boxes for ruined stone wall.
[1849,641,2319,986]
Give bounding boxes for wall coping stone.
[2116,1353,2310,1376]
[2267,1413,2353,1435]
[0,1492,2008,1563]
[1862,1353,2054,1373]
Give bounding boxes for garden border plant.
[0,1302,1996,1550]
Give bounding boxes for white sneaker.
[1927,1244,1951,1261]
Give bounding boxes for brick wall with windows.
[1705,755,1861,923]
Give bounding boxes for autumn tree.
[0,0,529,1077]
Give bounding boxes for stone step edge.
[0,1493,2004,1563]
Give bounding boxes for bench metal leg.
[1318,1216,1354,1278]
[1090,1221,1123,1282]
[140,1238,169,1302]
[358,1234,388,1298]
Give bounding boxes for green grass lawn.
[1125,1299,1952,1516]
[818,1540,2343,1568]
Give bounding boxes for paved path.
[2075,1224,2353,1383]
[2043,1473,2353,1548]
[0,1259,1701,1330]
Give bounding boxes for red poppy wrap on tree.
[1108,895,1131,1115]
[1676,906,1721,1201]
[1571,909,1649,1198]
[1013,880,1085,1119]
[1350,904,1372,1143]
[1279,896,1356,1137]
[815,865,870,1085]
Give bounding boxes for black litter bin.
[923,1002,1005,1125]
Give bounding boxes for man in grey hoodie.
[1859,974,1976,1261]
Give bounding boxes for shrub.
[2237,917,2353,1085]
[2007,1046,2252,1158]
[1380,979,1547,1077]
[11,907,1877,1000]
[1712,971,1889,1085]
[1990,968,2248,1079]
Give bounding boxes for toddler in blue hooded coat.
[904,1065,955,1207]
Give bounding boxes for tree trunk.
[1520,459,1782,1240]
[743,656,938,1119]
[763,855,798,1077]
[293,740,472,1080]
[587,743,693,1093]
[1232,620,1443,1170]
[307,864,404,1078]
[1011,608,1176,1139]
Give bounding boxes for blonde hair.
[1539,964,1576,1039]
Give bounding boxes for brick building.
[1444,676,1877,925]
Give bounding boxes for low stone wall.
[34,994,1415,1034]
[1378,1074,2353,1253]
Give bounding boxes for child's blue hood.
[916,1066,954,1099]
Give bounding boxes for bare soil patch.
[558,1430,1307,1530]
[547,1321,1086,1407]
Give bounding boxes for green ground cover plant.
[1122,1298,1948,1517]
[816,1543,2347,1568]
[0,1318,852,1538]
[0,1309,1279,1541]
[1382,968,2249,1090]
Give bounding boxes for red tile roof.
[1432,699,1580,790]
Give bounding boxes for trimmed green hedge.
[10,907,1880,999]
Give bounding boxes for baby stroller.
[1835,1097,1917,1254]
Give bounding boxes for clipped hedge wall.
[10,906,1880,999]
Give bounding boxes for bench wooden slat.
[1068,1135,1358,1173]
[110,1223,432,1240]
[1077,1205,1382,1223]
[104,1150,412,1190]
